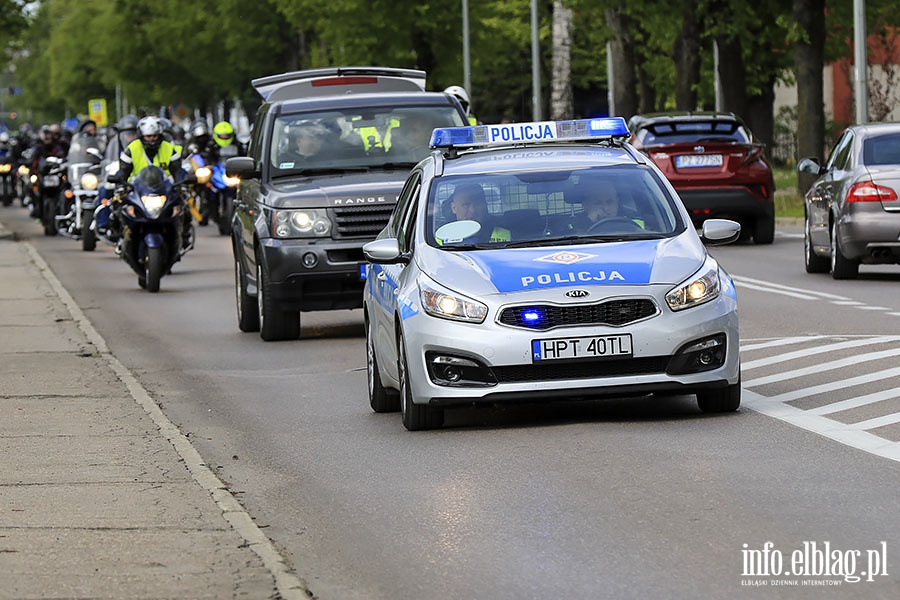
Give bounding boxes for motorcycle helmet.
[117,114,139,133]
[0,132,9,144]
[38,125,53,143]
[138,116,164,151]
[213,121,235,148]
[443,85,471,116]
[190,120,210,143]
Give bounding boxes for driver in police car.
[572,186,644,233]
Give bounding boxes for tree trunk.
[550,0,574,120]
[793,0,826,191]
[716,34,748,120]
[605,5,638,119]
[673,0,700,111]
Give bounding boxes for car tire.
[697,375,741,413]
[398,330,443,431]
[752,215,775,245]
[235,254,259,332]
[257,256,300,341]
[367,315,400,413]
[804,217,829,273]
[830,221,859,280]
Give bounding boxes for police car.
[362,117,742,430]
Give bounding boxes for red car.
[628,112,775,244]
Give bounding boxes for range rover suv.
[227,67,468,340]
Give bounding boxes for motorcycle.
[33,155,67,236]
[113,165,192,292]
[0,147,15,207]
[184,152,214,226]
[56,136,104,248]
[210,148,240,236]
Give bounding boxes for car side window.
[390,171,420,236]
[396,178,422,253]
[827,131,854,172]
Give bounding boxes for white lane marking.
[742,389,900,463]
[742,335,900,371]
[832,300,865,305]
[850,412,900,430]
[744,347,900,387]
[741,335,829,352]
[807,388,900,416]
[856,305,891,311]
[764,366,900,402]
[732,275,849,300]
[733,280,821,300]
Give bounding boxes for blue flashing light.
[430,117,629,149]
[522,310,542,322]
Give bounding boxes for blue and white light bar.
[430,117,629,149]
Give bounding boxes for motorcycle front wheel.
[81,209,96,251]
[145,246,163,293]
[42,196,57,236]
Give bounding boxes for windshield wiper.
[439,243,494,251]
[377,162,417,170]
[498,234,665,248]
[272,166,371,178]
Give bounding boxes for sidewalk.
[0,218,309,599]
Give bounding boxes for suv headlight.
[666,255,720,311]
[273,209,332,238]
[419,279,487,323]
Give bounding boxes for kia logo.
[694,145,705,153]
[565,289,590,298]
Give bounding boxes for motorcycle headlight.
[80,172,99,190]
[195,166,211,184]
[666,256,721,311]
[224,174,240,187]
[419,279,487,323]
[273,209,332,238]
[0,164,11,173]
[18,165,29,177]
[30,174,37,184]
[140,194,167,219]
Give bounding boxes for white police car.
[362,117,742,430]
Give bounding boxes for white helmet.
[444,85,471,115]
[138,116,163,137]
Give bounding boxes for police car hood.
[419,235,707,296]
[265,170,406,208]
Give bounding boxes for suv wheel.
[235,254,259,332]
[257,257,300,341]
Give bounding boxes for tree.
[792,0,826,191]
[550,0,574,119]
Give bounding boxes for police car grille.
[498,299,657,330]
[332,205,394,238]
[492,357,669,383]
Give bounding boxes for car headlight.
[80,172,99,190]
[666,256,720,311]
[419,279,487,323]
[273,209,332,238]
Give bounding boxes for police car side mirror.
[700,219,741,246]
[363,238,409,264]
[226,156,258,179]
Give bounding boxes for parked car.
[628,112,775,244]
[226,67,469,340]
[798,122,900,279]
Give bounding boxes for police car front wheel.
[398,331,443,431]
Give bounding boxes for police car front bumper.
[401,284,740,407]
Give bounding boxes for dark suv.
[227,67,468,340]
[628,112,776,244]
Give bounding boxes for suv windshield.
[427,165,685,248]
[270,106,465,174]
[637,121,751,146]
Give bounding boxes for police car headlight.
[419,279,487,323]
[273,209,332,238]
[666,256,720,311]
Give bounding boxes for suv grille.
[498,299,658,330]
[332,205,395,238]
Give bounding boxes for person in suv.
[227,67,468,340]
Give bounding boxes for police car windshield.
[428,166,685,248]
[270,106,465,175]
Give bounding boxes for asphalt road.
[3,206,899,600]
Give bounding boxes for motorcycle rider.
[211,121,245,160]
[444,85,478,125]
[116,116,191,250]
[28,125,68,219]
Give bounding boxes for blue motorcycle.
[114,166,191,292]
[210,145,240,236]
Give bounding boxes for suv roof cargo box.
[252,67,427,102]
